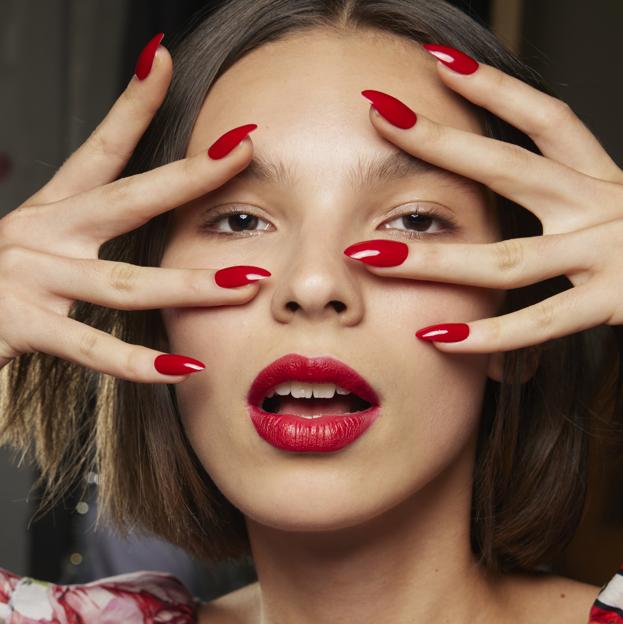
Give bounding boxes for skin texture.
[160,28,599,624]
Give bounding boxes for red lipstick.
[246,353,381,453]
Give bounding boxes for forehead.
[187,28,483,184]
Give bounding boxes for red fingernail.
[215,265,271,288]
[415,323,470,342]
[154,354,205,375]
[208,124,258,160]
[422,44,479,75]
[135,32,164,80]
[361,90,417,129]
[343,239,409,267]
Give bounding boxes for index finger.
[29,33,170,206]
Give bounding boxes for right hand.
[0,41,265,384]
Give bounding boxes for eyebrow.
[229,150,477,193]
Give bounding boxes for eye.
[198,208,271,236]
[380,204,458,239]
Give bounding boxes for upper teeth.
[266,382,352,399]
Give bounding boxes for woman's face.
[160,28,504,531]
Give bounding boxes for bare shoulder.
[502,570,602,624]
[196,581,260,624]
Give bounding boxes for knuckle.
[0,208,32,244]
[532,98,573,135]
[89,128,128,163]
[77,329,99,359]
[492,239,524,280]
[108,261,139,295]
[533,299,556,338]
[106,177,134,206]
[0,244,34,274]
[125,347,150,381]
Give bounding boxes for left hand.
[349,46,623,354]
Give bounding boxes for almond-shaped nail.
[135,32,164,80]
[422,44,479,75]
[215,265,271,288]
[343,239,409,267]
[415,323,470,342]
[154,354,205,375]
[208,124,258,160]
[361,89,417,129]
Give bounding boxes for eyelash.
[198,205,458,239]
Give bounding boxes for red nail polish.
[208,124,258,160]
[415,323,470,342]
[135,32,164,80]
[361,90,417,129]
[154,354,205,375]
[422,44,479,75]
[343,239,409,267]
[215,265,271,288]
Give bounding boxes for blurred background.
[0,0,622,603]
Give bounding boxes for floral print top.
[1,562,623,623]
[0,567,199,622]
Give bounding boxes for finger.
[415,280,608,354]
[24,306,200,384]
[26,250,272,309]
[364,97,594,224]
[423,45,622,181]
[29,34,172,205]
[41,124,258,247]
[345,230,596,290]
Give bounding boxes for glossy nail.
[422,44,479,75]
[208,124,258,160]
[415,323,470,342]
[154,354,205,375]
[343,239,409,267]
[215,265,271,288]
[361,90,417,129]
[135,32,164,80]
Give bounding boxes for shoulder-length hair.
[2,0,622,574]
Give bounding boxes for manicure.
[422,44,479,75]
[215,265,271,288]
[415,323,470,342]
[361,90,417,129]
[208,124,258,160]
[343,239,409,267]
[154,354,205,375]
[135,32,164,80]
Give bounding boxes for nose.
[268,235,365,327]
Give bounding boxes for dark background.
[0,0,621,602]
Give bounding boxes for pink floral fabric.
[0,566,198,623]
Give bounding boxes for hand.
[347,44,623,354]
[0,39,267,383]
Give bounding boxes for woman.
[1,0,622,622]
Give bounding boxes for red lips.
[247,353,380,407]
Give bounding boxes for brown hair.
[2,0,622,574]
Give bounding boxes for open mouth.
[261,393,373,417]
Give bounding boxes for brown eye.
[199,209,270,235]
[380,206,458,239]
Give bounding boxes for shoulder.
[0,566,199,623]
[196,581,260,624]
[500,568,606,624]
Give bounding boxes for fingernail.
[343,239,409,267]
[422,44,479,75]
[135,32,165,80]
[361,90,417,129]
[415,323,470,342]
[154,354,205,375]
[215,265,271,288]
[208,124,258,160]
